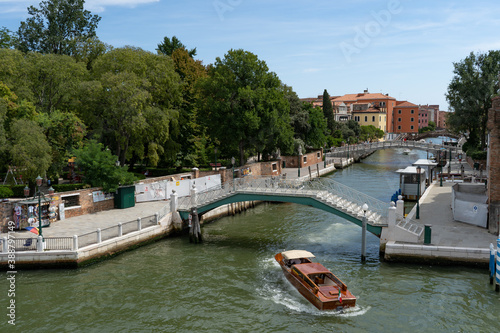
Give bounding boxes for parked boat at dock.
[275,250,356,310]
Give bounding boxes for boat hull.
[275,253,356,310]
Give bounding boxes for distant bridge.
[175,176,421,238]
[326,140,461,161]
[406,130,460,141]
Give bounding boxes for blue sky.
[1,0,500,111]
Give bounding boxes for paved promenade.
[406,181,496,248]
[7,200,168,239]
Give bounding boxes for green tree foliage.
[0,27,16,49]
[286,86,310,141]
[72,36,111,70]
[197,49,294,164]
[303,102,327,148]
[16,0,101,55]
[9,119,52,185]
[24,52,88,114]
[360,125,384,142]
[170,48,208,167]
[157,36,197,58]
[446,50,500,150]
[37,110,86,178]
[322,89,336,132]
[418,120,436,134]
[72,140,136,193]
[87,47,182,166]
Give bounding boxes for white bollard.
[97,228,102,243]
[387,202,396,228]
[2,237,7,253]
[73,235,78,251]
[137,217,142,231]
[118,223,123,237]
[191,184,197,207]
[396,195,404,218]
[37,236,43,252]
[170,190,178,212]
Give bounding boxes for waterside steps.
[396,219,424,239]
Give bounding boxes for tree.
[303,102,327,148]
[360,125,384,142]
[72,140,136,193]
[24,52,87,114]
[9,119,52,185]
[446,50,500,150]
[16,0,101,55]
[157,36,196,58]
[197,49,294,165]
[322,89,336,132]
[286,86,310,141]
[87,47,182,166]
[0,27,16,49]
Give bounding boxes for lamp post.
[361,203,368,262]
[440,165,443,187]
[214,147,218,171]
[298,145,302,178]
[231,156,235,192]
[24,176,54,239]
[416,166,421,219]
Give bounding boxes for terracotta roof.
[332,92,396,102]
[395,101,418,107]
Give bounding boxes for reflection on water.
[1,147,499,332]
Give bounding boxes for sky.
[1,0,500,111]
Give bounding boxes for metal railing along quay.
[2,207,170,252]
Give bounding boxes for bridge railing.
[178,175,389,221]
[326,141,459,158]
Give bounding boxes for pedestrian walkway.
[407,181,496,248]
[8,200,168,239]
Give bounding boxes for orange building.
[394,101,420,134]
[331,90,397,132]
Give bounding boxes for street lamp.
[24,176,48,238]
[416,166,421,219]
[298,145,302,178]
[361,203,368,262]
[231,156,235,192]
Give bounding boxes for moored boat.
[275,250,356,310]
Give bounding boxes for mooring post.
[496,238,500,292]
[189,208,202,243]
[490,243,495,285]
[1,237,7,253]
[361,203,368,262]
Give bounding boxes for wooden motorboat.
[275,250,356,310]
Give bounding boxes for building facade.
[393,101,420,134]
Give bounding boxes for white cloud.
[86,0,159,12]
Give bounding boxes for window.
[411,125,414,130]
[398,118,402,122]
[364,116,368,122]
[317,152,321,159]
[303,156,307,164]
[411,109,414,114]
[398,125,401,130]
[61,194,80,209]
[398,110,402,114]
[372,116,375,122]
[410,118,414,122]
[272,163,277,172]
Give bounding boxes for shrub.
[0,186,14,198]
[52,184,87,192]
[469,150,487,161]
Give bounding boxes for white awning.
[282,250,315,260]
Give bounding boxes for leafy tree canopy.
[72,140,136,193]
[157,35,196,58]
[17,0,101,55]
[446,50,500,150]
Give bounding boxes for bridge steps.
[315,191,383,225]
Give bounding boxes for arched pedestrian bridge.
[326,140,461,160]
[176,176,409,237]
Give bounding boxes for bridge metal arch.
[178,192,384,237]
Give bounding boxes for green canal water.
[2,148,500,332]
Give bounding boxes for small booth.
[395,166,426,201]
[412,159,438,185]
[12,198,58,230]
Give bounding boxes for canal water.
[2,146,500,332]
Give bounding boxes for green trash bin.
[473,162,479,170]
[114,185,136,209]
